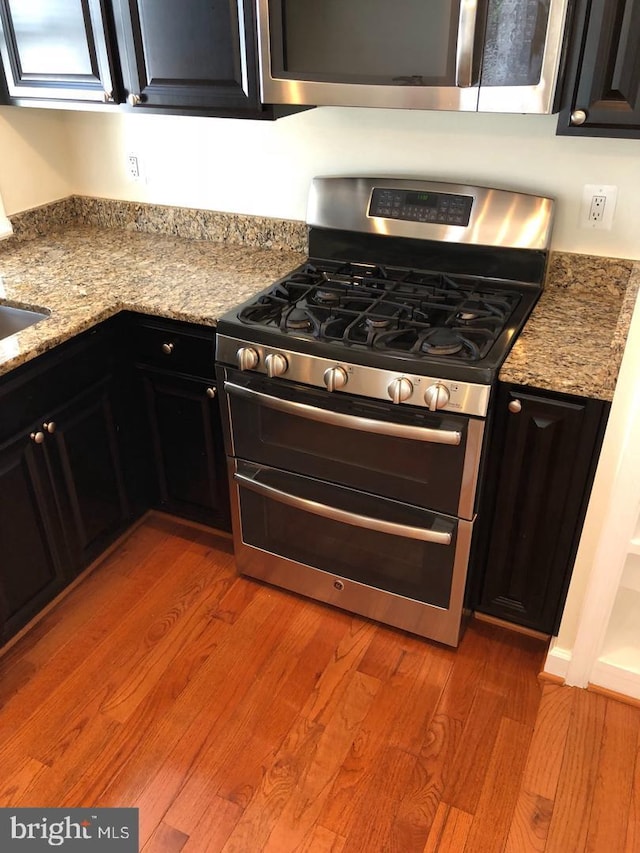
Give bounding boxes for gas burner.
[420,327,464,355]
[284,307,314,331]
[365,316,393,330]
[313,287,344,306]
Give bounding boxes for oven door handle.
[234,470,453,545]
[224,382,462,446]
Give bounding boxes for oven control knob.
[323,366,348,392]
[424,382,450,411]
[265,352,288,377]
[237,347,259,371]
[388,376,413,404]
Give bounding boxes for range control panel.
[369,188,473,226]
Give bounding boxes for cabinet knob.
[570,109,587,126]
[161,342,175,355]
[30,431,45,444]
[127,93,142,106]
[206,386,217,399]
[103,90,114,103]
[508,399,522,413]
[42,421,56,433]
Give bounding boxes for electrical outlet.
[581,184,617,230]
[126,153,142,182]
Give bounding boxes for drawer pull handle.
[161,342,175,355]
[508,399,522,414]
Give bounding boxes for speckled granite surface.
[1,197,638,400]
[500,254,639,400]
[0,219,305,376]
[10,196,308,252]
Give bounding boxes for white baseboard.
[590,659,640,701]
[543,641,572,681]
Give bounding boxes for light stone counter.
[500,254,639,401]
[0,200,306,377]
[1,197,637,401]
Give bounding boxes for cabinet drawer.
[132,321,215,378]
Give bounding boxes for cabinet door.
[47,377,131,573]
[557,0,640,136]
[0,428,67,641]
[475,386,606,633]
[113,0,261,112]
[0,0,118,103]
[140,370,230,530]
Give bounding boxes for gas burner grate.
[237,260,523,361]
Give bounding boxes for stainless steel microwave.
[256,0,569,113]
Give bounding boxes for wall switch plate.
[580,184,617,230]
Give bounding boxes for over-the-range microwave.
[256,0,569,114]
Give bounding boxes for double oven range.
[215,178,554,646]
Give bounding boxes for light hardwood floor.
[1,514,638,852]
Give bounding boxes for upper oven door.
[257,0,486,111]
[217,367,484,520]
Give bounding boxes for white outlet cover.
[580,184,618,230]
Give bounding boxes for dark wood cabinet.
[129,314,230,531]
[0,312,231,645]
[45,378,131,572]
[0,426,67,642]
[140,370,230,529]
[0,319,133,641]
[472,384,609,634]
[0,0,303,117]
[112,0,262,114]
[0,0,118,104]
[557,0,640,137]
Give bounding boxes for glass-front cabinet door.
[0,0,117,103]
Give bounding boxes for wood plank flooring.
[1,514,639,852]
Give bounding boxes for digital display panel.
[405,192,439,208]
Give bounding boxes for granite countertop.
[500,254,639,400]
[0,221,305,377]
[0,198,638,401]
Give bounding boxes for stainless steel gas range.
[215,177,554,646]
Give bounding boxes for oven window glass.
[225,372,473,518]
[273,0,460,85]
[237,465,457,609]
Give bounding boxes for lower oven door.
[231,459,473,646]
[218,367,484,520]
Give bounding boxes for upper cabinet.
[111,0,262,113]
[0,0,118,104]
[0,0,298,117]
[557,0,640,137]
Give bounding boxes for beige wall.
[63,107,640,259]
[1,104,639,259]
[0,107,72,214]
